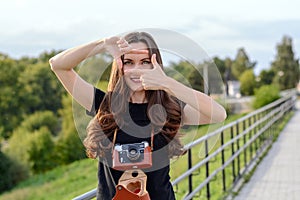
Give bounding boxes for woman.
[49,31,226,200]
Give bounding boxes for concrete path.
[235,101,300,200]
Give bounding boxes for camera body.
[112,141,152,171]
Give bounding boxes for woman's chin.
[129,85,144,92]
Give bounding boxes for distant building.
[228,80,241,98]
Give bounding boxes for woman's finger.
[117,38,126,45]
[120,46,132,53]
[151,54,160,70]
[116,58,123,70]
[118,42,129,48]
[127,49,149,54]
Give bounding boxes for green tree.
[213,57,228,94]
[77,54,112,85]
[170,61,194,78]
[271,35,300,90]
[231,48,256,80]
[27,127,56,173]
[5,111,59,170]
[54,95,86,165]
[188,64,204,92]
[0,54,25,137]
[257,69,275,88]
[165,61,195,90]
[223,58,233,96]
[20,110,59,135]
[213,56,226,81]
[18,62,65,114]
[239,69,256,96]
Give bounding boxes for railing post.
[230,126,236,182]
[254,115,258,152]
[260,111,265,145]
[221,131,226,192]
[268,108,273,141]
[236,123,241,178]
[205,140,210,200]
[188,148,193,197]
[243,120,247,168]
[248,117,253,159]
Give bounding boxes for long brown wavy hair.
[84,32,186,159]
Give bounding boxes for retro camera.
[112,141,152,171]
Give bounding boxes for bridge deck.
[235,101,300,200]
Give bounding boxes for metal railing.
[73,90,297,200]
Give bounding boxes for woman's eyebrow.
[123,57,150,61]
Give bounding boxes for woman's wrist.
[90,39,105,56]
[163,76,176,95]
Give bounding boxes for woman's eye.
[142,60,151,65]
[123,61,133,65]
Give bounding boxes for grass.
[0,159,98,200]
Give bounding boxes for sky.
[1,0,300,74]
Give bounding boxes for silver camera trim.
[114,141,149,163]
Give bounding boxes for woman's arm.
[164,77,227,125]
[139,54,227,125]
[49,40,105,111]
[49,37,139,111]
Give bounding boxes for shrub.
[54,94,87,165]
[0,151,29,193]
[4,111,58,167]
[27,127,57,173]
[5,111,59,174]
[20,110,59,135]
[252,85,281,109]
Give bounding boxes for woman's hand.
[104,37,130,58]
[104,36,148,59]
[139,54,170,92]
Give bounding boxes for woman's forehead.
[124,53,150,60]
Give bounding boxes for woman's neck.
[129,91,147,103]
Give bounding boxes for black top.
[87,88,177,200]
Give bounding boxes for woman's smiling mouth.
[130,76,141,83]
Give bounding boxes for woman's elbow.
[49,57,57,71]
[49,55,62,71]
[220,110,227,122]
[214,108,227,123]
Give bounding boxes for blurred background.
[0,0,299,199]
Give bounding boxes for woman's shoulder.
[94,87,106,98]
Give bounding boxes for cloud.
[174,17,300,73]
[2,0,300,81]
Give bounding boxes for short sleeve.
[86,87,105,117]
[172,96,189,129]
[171,96,186,111]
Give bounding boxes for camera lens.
[127,146,140,161]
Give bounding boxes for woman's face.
[123,42,152,92]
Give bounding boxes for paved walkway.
[235,101,300,200]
